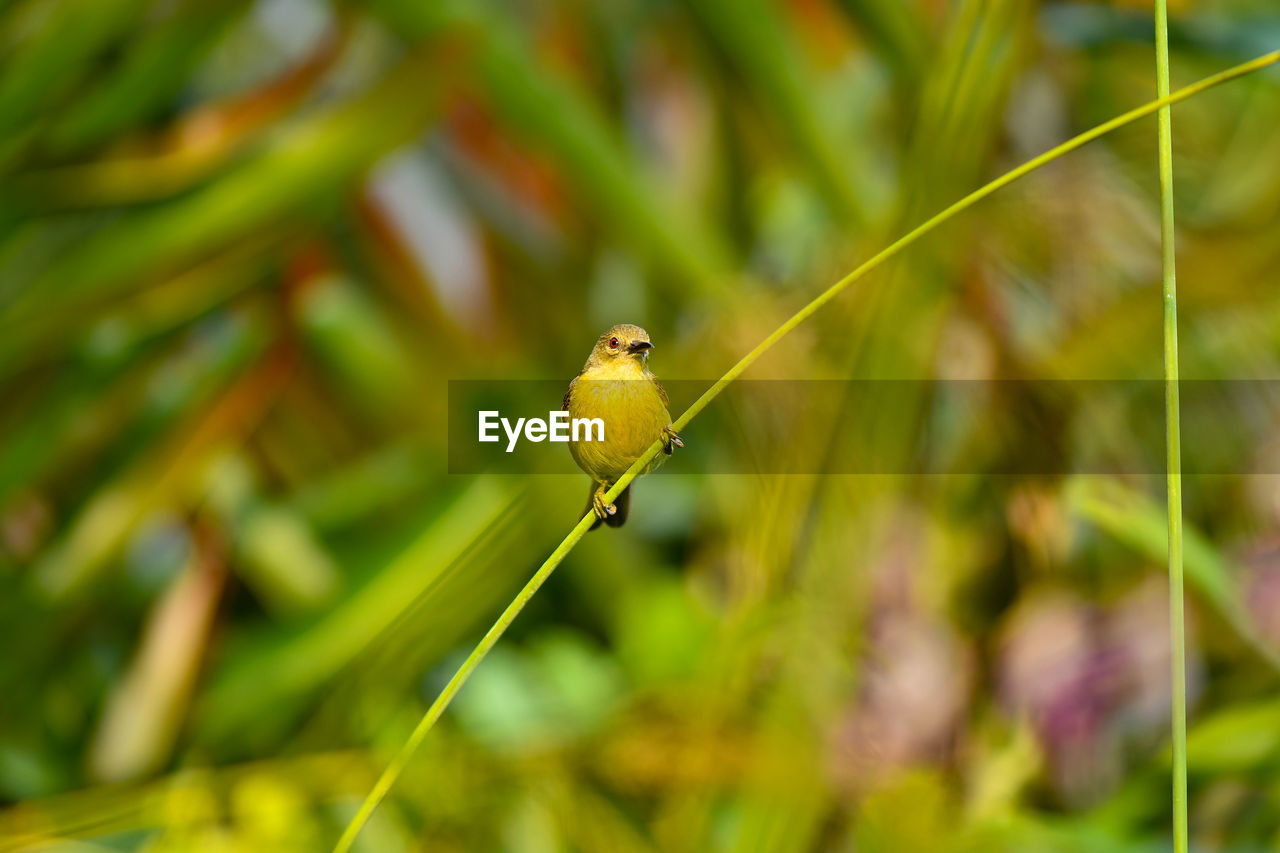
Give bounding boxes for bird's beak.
[628,341,653,353]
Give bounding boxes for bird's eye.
[609,337,619,349]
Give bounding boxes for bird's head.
[591,324,653,365]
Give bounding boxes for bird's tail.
[584,484,630,530]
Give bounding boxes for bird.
[563,324,682,529]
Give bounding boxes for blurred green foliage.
[2,0,1280,851]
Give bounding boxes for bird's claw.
[662,425,684,455]
[592,485,616,520]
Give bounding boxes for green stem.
[1153,3,1188,852]
[333,50,1280,853]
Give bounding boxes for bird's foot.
[592,483,616,520]
[662,425,684,455]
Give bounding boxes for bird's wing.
[562,375,578,411]
[651,373,670,411]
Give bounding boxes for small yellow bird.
[563,324,682,529]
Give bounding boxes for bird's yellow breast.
[567,365,670,484]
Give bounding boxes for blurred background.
[2,0,1280,850]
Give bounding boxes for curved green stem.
[333,49,1280,853]
[1153,3,1188,852]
